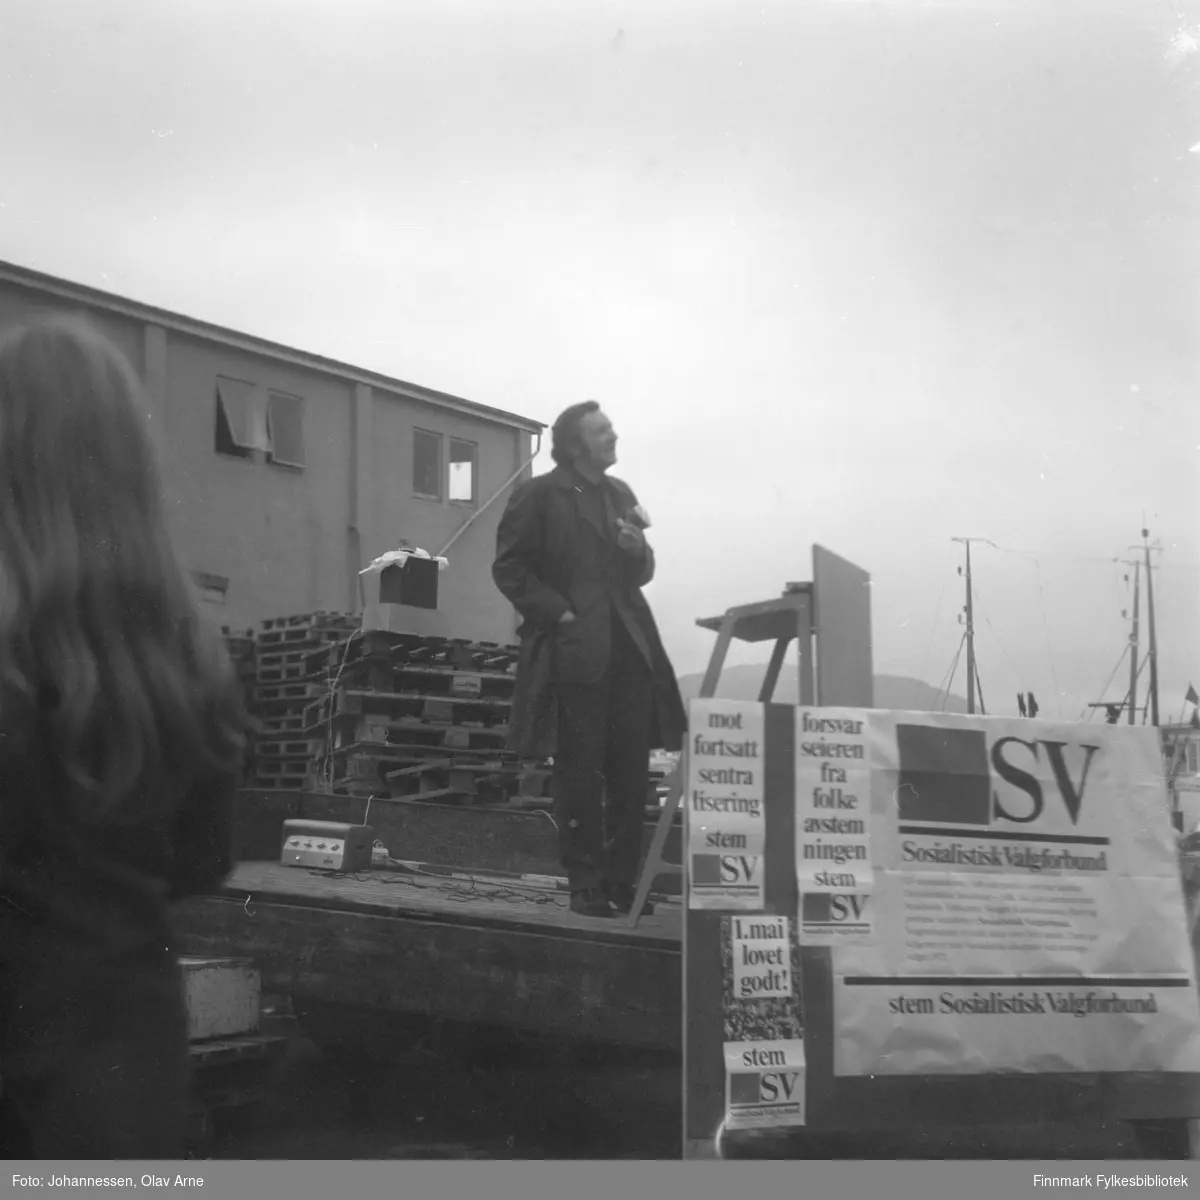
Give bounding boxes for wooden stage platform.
[171,862,682,1053]
[230,789,683,893]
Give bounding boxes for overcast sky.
[2,0,1198,721]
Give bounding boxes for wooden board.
[812,544,873,707]
[171,863,681,1051]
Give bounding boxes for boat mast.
[1127,557,1141,726]
[952,537,981,715]
[1140,527,1161,728]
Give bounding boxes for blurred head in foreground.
[0,314,245,819]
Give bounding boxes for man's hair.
[0,315,248,819]
[550,400,600,466]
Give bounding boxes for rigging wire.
[933,633,960,702]
[913,575,950,711]
[944,537,1179,721]
[1031,558,1064,719]
[973,585,1024,711]
[1082,645,1130,722]
[938,632,967,712]
[1117,654,1150,724]
[1082,564,1137,722]
[981,539,1197,572]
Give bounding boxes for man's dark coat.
[493,464,687,760]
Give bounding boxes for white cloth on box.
[359,547,449,575]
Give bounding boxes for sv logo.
[828,893,869,922]
[758,1072,802,1103]
[990,738,1100,825]
[719,855,761,885]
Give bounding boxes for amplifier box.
[281,820,375,872]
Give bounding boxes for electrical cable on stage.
[712,1117,728,1160]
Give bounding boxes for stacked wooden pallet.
[239,612,665,812]
[246,612,362,790]
[301,627,524,803]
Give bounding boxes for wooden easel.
[627,584,816,928]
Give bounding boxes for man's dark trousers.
[553,612,653,893]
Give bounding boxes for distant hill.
[676,663,969,713]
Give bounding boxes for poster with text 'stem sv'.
[833,710,1200,1078]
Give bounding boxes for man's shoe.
[603,883,653,916]
[570,888,615,918]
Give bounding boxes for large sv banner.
[830,711,1200,1077]
[685,699,1200,1085]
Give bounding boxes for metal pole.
[1128,559,1140,726]
[964,541,976,715]
[1144,528,1160,727]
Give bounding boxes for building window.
[414,428,442,499]
[215,377,268,460]
[1188,740,1199,775]
[215,377,305,470]
[449,438,477,504]
[267,391,306,469]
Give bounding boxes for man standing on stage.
[493,402,687,919]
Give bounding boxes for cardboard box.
[360,565,443,635]
[379,557,439,609]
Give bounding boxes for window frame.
[413,427,444,501]
[448,437,479,506]
[266,389,307,471]
[214,377,306,471]
[214,376,268,462]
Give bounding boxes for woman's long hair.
[0,314,247,818]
